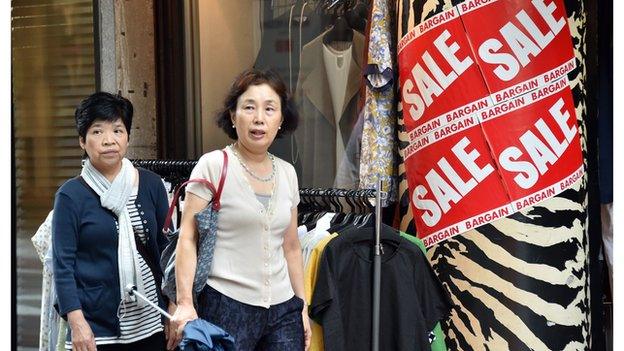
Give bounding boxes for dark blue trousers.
[197,284,305,351]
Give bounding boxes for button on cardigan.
[186,147,300,308]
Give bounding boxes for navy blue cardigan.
[52,168,170,338]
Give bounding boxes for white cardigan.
[186,146,300,308]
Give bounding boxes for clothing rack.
[298,187,376,213]
[131,159,198,190]
[299,180,384,351]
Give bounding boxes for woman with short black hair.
[53,92,171,351]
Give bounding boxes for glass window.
[196,0,370,189]
[12,1,96,348]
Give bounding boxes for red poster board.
[397,7,492,142]
[480,78,583,205]
[459,0,575,94]
[405,120,510,247]
[398,0,584,247]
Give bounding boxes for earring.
[232,125,236,128]
[279,126,282,130]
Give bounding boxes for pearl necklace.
[230,144,276,182]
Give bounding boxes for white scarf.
[81,158,146,307]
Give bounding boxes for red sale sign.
[459,0,575,95]
[399,0,584,247]
[397,7,492,142]
[405,118,510,246]
[480,78,583,204]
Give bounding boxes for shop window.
[195,0,369,188]
[12,0,96,347]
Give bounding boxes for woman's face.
[231,83,283,153]
[80,118,129,172]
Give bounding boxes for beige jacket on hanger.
[294,29,365,188]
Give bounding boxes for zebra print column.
[395,1,594,349]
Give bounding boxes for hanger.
[321,0,353,45]
[330,189,343,213]
[300,188,321,228]
[323,14,353,44]
[345,189,361,227]
[350,189,366,223]
[351,188,374,227]
[356,189,375,228]
[345,0,368,33]
[329,189,362,233]
[335,189,355,225]
[298,188,315,225]
[327,189,342,222]
[328,189,347,226]
[310,188,331,224]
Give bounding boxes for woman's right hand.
[167,301,198,350]
[67,310,96,351]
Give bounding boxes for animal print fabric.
[394,0,591,349]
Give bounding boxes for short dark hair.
[215,68,299,140]
[74,92,133,140]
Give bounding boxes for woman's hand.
[302,307,312,351]
[67,310,96,351]
[164,301,177,346]
[170,192,205,349]
[167,301,198,350]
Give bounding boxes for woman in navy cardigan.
[52,92,170,351]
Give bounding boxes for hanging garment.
[323,43,353,172]
[304,233,339,351]
[309,223,452,350]
[31,211,61,351]
[298,224,309,240]
[295,29,365,187]
[359,0,397,206]
[300,213,334,267]
[399,232,448,351]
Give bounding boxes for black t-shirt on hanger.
[309,223,453,351]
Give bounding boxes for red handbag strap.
[163,150,228,233]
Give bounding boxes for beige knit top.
[186,146,300,308]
